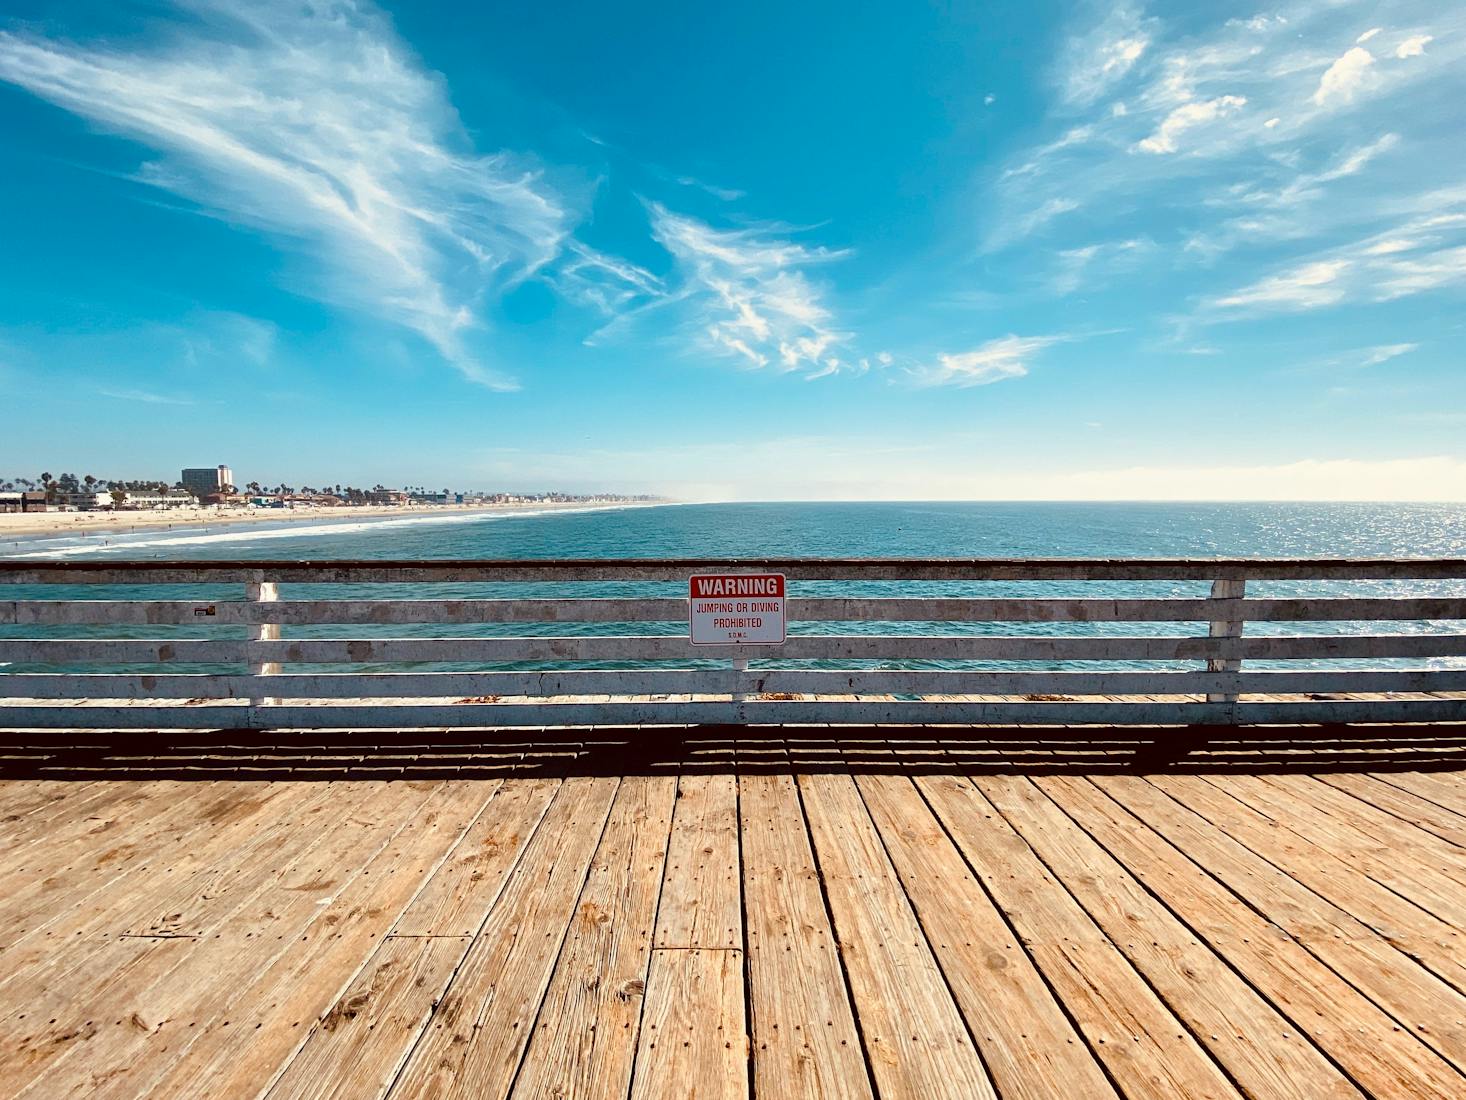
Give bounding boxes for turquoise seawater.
[3,501,1465,675]
[9,500,1466,562]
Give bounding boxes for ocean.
[3,502,1465,674]
[9,500,1466,562]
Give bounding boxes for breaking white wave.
[5,504,651,558]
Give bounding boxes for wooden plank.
[1373,770,1466,818]
[798,772,996,1100]
[0,783,260,954]
[5,554,1465,583]
[509,775,677,1100]
[13,667,1466,701]
[6,697,1466,731]
[856,774,1115,1100]
[132,782,499,1099]
[26,594,1455,626]
[1209,774,1466,923]
[1073,774,1466,1079]
[629,774,747,1100]
[1141,774,1466,994]
[0,783,338,993]
[7,631,1466,668]
[389,776,619,1098]
[739,774,873,1100]
[389,778,561,936]
[0,638,249,664]
[3,780,440,1096]
[1239,597,1466,621]
[0,778,100,829]
[1255,774,1466,875]
[0,780,205,882]
[916,773,1243,1099]
[268,778,562,1100]
[983,774,1375,1099]
[0,595,1303,626]
[1316,773,1466,849]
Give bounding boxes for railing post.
[246,572,280,716]
[731,657,749,720]
[1206,577,1245,711]
[731,658,749,699]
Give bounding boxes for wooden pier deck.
[2,726,1465,1099]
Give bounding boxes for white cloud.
[994,2,1465,254]
[673,176,746,201]
[552,244,664,317]
[1357,28,1382,44]
[647,204,848,376]
[1373,244,1466,299]
[988,198,1080,249]
[0,1,572,390]
[911,334,1065,388]
[1209,197,1466,313]
[1360,342,1418,366]
[1363,237,1419,255]
[1212,259,1351,309]
[1137,95,1247,154]
[1312,46,1376,106]
[1396,34,1434,59]
[1059,5,1152,106]
[1229,132,1399,208]
[100,388,197,406]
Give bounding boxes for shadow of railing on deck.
[2,724,1465,780]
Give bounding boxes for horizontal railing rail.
[2,557,1464,729]
[4,556,1466,582]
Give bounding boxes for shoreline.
[0,500,659,550]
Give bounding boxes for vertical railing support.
[731,657,750,721]
[246,572,280,718]
[1206,577,1245,713]
[731,658,749,699]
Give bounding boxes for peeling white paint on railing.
[2,557,1464,729]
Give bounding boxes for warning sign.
[688,573,787,646]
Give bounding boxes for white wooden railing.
[2,558,1465,729]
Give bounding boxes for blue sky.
[1,0,1463,500]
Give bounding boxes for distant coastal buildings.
[0,490,47,513]
[1,464,663,513]
[181,465,234,497]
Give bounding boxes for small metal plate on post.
[689,573,787,645]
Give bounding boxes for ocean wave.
[7,503,650,558]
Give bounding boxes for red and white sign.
[688,573,787,645]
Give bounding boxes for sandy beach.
[0,500,646,541]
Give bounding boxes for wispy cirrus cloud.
[1056,4,1153,106]
[99,388,198,406]
[1208,199,1466,314]
[1360,343,1418,366]
[0,0,571,390]
[909,334,1066,388]
[1137,95,1246,154]
[646,204,849,375]
[990,0,1464,259]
